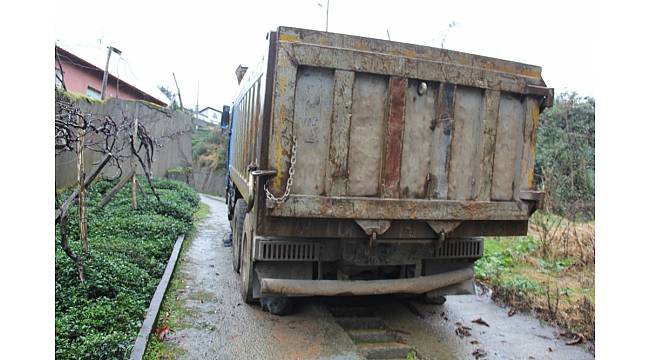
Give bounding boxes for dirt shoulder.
[474,212,595,345]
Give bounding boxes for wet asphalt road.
[164,195,594,359]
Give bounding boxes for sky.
[54,0,595,111]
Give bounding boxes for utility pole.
[195,80,200,117]
[173,73,184,110]
[318,0,330,32]
[326,0,329,32]
[100,46,121,100]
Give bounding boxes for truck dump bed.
[230,26,552,237]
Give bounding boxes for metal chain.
[264,136,297,203]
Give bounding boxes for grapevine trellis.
[55,92,176,281]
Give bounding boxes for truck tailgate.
[265,27,551,222]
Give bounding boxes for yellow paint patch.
[279,33,300,43]
[532,102,540,129]
[527,101,540,187]
[273,106,287,189]
[399,48,417,58]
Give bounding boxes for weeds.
[474,212,595,341]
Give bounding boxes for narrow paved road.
[162,195,594,359]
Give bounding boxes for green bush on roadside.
[55,176,199,359]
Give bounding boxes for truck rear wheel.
[239,214,255,303]
[231,199,246,273]
[260,296,294,315]
[421,293,447,305]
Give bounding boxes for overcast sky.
[55,0,595,110]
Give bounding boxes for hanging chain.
[264,136,297,203]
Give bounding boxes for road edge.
[201,193,226,203]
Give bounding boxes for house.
[55,45,167,106]
[197,106,222,124]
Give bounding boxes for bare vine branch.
[54,92,184,281]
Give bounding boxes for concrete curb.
[129,233,186,360]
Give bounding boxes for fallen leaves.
[507,308,517,317]
[471,318,490,327]
[455,323,472,338]
[156,325,172,341]
[554,330,586,345]
[565,333,586,345]
[472,348,487,359]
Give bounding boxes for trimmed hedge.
[55,177,199,359]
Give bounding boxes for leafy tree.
[158,85,180,110]
[535,92,595,220]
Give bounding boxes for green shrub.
[535,92,595,220]
[55,177,199,359]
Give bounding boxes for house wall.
[55,59,141,101]
[200,109,221,123]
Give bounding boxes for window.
[86,86,101,100]
[55,68,63,88]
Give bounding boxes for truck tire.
[239,214,255,303]
[231,199,246,273]
[421,293,447,305]
[260,296,294,315]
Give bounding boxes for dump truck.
[222,26,552,315]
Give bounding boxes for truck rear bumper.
[259,268,474,297]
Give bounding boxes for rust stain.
[409,202,418,219]
[482,62,541,78]
[382,77,408,198]
[461,202,480,218]
[458,54,470,66]
[353,39,369,51]
[399,48,417,58]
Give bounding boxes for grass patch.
[474,212,595,341]
[142,202,210,360]
[56,88,103,105]
[406,349,418,360]
[55,177,200,359]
